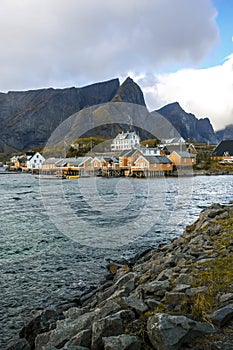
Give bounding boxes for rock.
[95,300,122,319]
[186,286,208,296]
[102,334,142,350]
[172,284,190,292]
[174,273,194,285]
[63,346,90,350]
[63,307,86,320]
[35,311,95,350]
[91,310,135,350]
[207,208,226,219]
[91,314,124,350]
[144,280,170,296]
[107,262,122,274]
[219,293,233,305]
[63,329,91,349]
[213,341,233,350]
[19,309,64,347]
[147,313,215,350]
[145,298,161,310]
[211,304,233,327]
[119,297,148,314]
[114,272,136,292]
[6,338,31,350]
[163,292,187,310]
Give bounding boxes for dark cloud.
[0,0,218,91]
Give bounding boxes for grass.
[182,216,233,321]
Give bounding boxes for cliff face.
[156,102,218,144]
[0,79,120,151]
[0,79,223,157]
[216,124,233,141]
[111,77,146,106]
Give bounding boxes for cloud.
[0,0,218,91]
[138,54,233,131]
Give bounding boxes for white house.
[26,152,45,169]
[111,131,140,151]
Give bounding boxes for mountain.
[155,102,218,144]
[0,79,120,152]
[0,77,149,157]
[112,77,146,106]
[216,124,233,141]
[0,78,223,159]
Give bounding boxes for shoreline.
[8,202,233,350]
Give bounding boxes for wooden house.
[168,151,196,167]
[211,140,233,161]
[118,149,142,169]
[131,155,173,177]
[111,131,140,151]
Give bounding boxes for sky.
[0,0,232,131]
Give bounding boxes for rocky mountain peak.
[111,77,146,106]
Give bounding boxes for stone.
[63,307,86,320]
[214,341,233,350]
[145,298,161,309]
[35,311,95,350]
[207,208,226,219]
[163,292,187,310]
[19,309,64,347]
[211,304,233,327]
[95,300,122,319]
[119,297,148,314]
[144,280,170,296]
[107,262,122,274]
[175,273,194,285]
[186,286,208,296]
[91,314,124,350]
[172,284,190,292]
[220,293,233,305]
[114,272,136,292]
[63,329,91,349]
[64,346,90,350]
[6,338,31,350]
[102,334,142,349]
[147,313,215,350]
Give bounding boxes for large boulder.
[103,334,142,350]
[211,304,233,327]
[19,309,64,347]
[91,310,135,350]
[147,313,215,350]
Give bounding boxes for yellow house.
[168,151,196,167]
[132,155,173,177]
[119,149,142,169]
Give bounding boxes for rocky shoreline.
[8,203,233,350]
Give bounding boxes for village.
[5,132,233,179]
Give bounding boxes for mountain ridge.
[0,78,230,158]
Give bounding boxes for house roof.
[137,155,172,164]
[160,137,186,145]
[171,151,196,158]
[159,144,189,154]
[212,140,233,157]
[115,131,139,140]
[118,149,131,157]
[75,157,92,166]
[43,157,62,165]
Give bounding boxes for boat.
[66,175,79,179]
